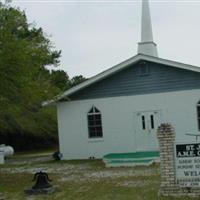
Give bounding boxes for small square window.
[139,62,150,76]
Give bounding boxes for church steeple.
[138,0,158,57]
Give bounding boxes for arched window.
[87,106,103,138]
[197,101,200,131]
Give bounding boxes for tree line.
[0,3,86,150]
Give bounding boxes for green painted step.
[103,151,159,159]
[103,151,160,167]
[107,159,155,164]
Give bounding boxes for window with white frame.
[87,106,103,138]
[197,101,200,131]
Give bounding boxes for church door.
[133,110,161,152]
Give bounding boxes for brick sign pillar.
[157,123,176,195]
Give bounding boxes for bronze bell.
[25,171,55,195]
[32,171,52,190]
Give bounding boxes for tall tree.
[50,70,70,90]
[69,75,87,87]
[0,4,61,148]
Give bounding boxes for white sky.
[10,0,200,78]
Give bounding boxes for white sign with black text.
[175,143,200,187]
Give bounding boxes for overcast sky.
[10,0,200,78]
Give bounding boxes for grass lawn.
[0,152,196,200]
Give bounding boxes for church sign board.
[175,143,200,187]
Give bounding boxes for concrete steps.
[103,151,160,167]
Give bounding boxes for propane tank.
[0,144,14,157]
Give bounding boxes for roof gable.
[43,54,200,105]
[69,60,200,100]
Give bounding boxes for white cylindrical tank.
[0,144,14,157]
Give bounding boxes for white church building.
[45,0,200,160]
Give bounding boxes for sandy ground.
[0,154,161,200]
[1,154,160,185]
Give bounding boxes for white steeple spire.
[138,0,158,57]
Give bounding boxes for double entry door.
[133,110,161,151]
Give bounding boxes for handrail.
[185,133,200,141]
